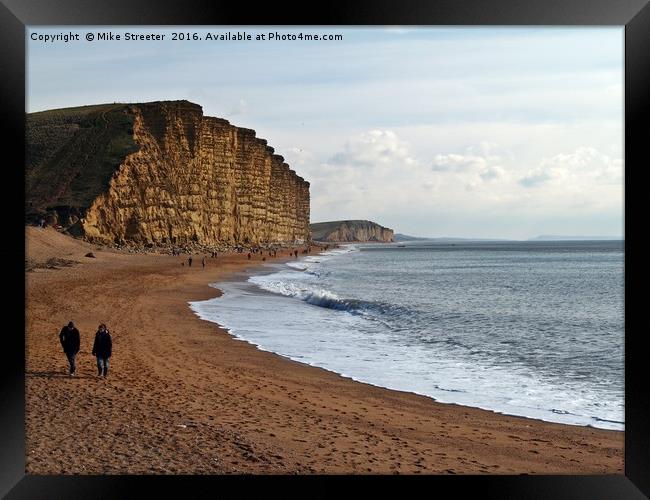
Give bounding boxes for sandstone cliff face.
[310,220,394,243]
[28,101,310,246]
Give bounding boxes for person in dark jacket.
[92,323,112,378]
[59,321,80,376]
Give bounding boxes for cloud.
[431,153,487,172]
[290,134,622,238]
[328,130,417,168]
[430,143,510,190]
[519,171,554,187]
[519,147,622,188]
[466,141,513,162]
[480,165,506,181]
[300,130,427,218]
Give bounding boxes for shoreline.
[25,227,624,474]
[190,246,623,432]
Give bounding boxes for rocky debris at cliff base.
[81,238,322,257]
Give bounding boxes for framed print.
[2,0,648,498]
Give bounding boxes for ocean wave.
[191,239,624,431]
[282,245,358,274]
[319,244,359,256]
[285,262,309,271]
[281,265,323,280]
[249,277,393,316]
[591,416,625,425]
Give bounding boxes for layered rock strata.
[27,100,310,246]
[310,220,394,242]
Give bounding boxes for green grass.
[26,103,139,219]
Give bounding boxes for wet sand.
[25,227,623,474]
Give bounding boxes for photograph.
[22,23,628,478]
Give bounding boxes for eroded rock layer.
[27,100,310,246]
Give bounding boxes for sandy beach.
[25,227,624,474]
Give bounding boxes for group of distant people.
[180,244,326,266]
[59,321,112,378]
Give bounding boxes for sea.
[190,240,624,431]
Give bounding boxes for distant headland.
[310,220,394,242]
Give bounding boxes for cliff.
[26,100,310,246]
[310,220,394,242]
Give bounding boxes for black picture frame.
[3,0,648,498]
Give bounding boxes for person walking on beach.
[59,321,80,376]
[202,257,206,268]
[92,323,112,378]
[188,256,193,267]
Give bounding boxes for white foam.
[188,246,624,431]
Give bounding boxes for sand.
[25,227,624,474]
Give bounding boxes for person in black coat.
[92,323,112,378]
[59,321,80,376]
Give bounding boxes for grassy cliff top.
[26,103,138,217]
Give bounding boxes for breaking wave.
[249,276,395,316]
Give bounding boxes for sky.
[27,27,624,239]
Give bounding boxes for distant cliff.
[26,100,310,246]
[310,220,394,242]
